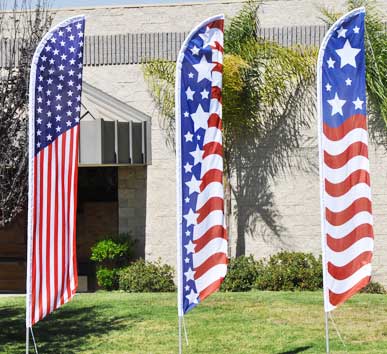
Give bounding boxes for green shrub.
[254,251,322,291]
[96,267,119,291]
[90,233,136,290]
[360,281,386,294]
[90,233,135,267]
[221,255,263,292]
[119,259,176,292]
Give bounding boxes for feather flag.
[317,7,373,312]
[26,16,85,327]
[176,14,227,315]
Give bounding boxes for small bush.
[221,255,262,292]
[90,233,135,267]
[360,281,386,294]
[90,233,136,290]
[96,267,119,291]
[254,251,322,291]
[119,259,176,292]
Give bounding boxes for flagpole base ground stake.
[178,315,182,354]
[26,327,29,354]
[325,312,330,354]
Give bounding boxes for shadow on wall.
[232,127,317,257]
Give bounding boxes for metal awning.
[79,81,151,166]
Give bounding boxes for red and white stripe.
[29,127,79,326]
[192,20,228,302]
[322,114,373,311]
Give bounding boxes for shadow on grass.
[0,303,140,354]
[278,346,313,354]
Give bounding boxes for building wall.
[51,1,387,284]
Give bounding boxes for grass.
[1,291,387,353]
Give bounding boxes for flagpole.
[324,312,330,354]
[178,315,182,354]
[26,327,29,354]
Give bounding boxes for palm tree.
[143,1,317,256]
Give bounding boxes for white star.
[335,40,361,68]
[37,107,42,113]
[186,87,195,100]
[68,91,73,97]
[58,30,64,36]
[66,25,72,32]
[53,49,59,55]
[56,94,62,100]
[185,175,201,194]
[337,26,347,38]
[68,80,74,86]
[184,240,196,254]
[49,59,55,65]
[199,26,222,48]
[327,57,335,68]
[185,230,191,236]
[36,118,42,124]
[200,89,209,99]
[184,197,190,204]
[327,92,346,116]
[59,75,65,81]
[76,22,82,29]
[186,289,198,304]
[78,31,84,38]
[184,267,195,281]
[69,59,76,65]
[37,97,42,103]
[197,135,201,141]
[57,84,63,90]
[325,83,332,91]
[36,142,41,148]
[36,130,41,136]
[185,285,190,291]
[183,111,189,118]
[45,45,51,52]
[46,134,52,141]
[50,37,56,43]
[39,65,45,71]
[56,126,61,132]
[69,35,75,41]
[188,72,194,79]
[55,115,61,122]
[60,40,65,47]
[41,55,47,62]
[47,122,52,128]
[69,46,75,53]
[37,85,43,92]
[184,131,193,142]
[66,120,72,127]
[185,257,190,264]
[47,78,53,85]
[353,26,360,34]
[192,55,216,82]
[191,45,200,55]
[61,54,67,60]
[190,145,203,165]
[353,97,364,110]
[191,104,209,132]
[183,209,199,227]
[56,104,62,111]
[184,162,193,173]
[345,78,352,86]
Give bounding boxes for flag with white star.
[317,7,374,312]
[26,15,85,327]
[175,14,227,315]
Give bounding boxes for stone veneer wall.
[53,1,387,284]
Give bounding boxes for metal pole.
[325,312,330,354]
[178,315,182,354]
[26,327,29,354]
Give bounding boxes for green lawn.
[1,291,387,353]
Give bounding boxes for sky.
[47,0,209,8]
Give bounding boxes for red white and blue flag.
[317,7,373,311]
[176,15,227,315]
[26,16,85,327]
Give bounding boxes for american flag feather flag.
[317,7,373,311]
[176,14,227,315]
[26,16,85,327]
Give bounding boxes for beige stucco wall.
[53,1,387,284]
